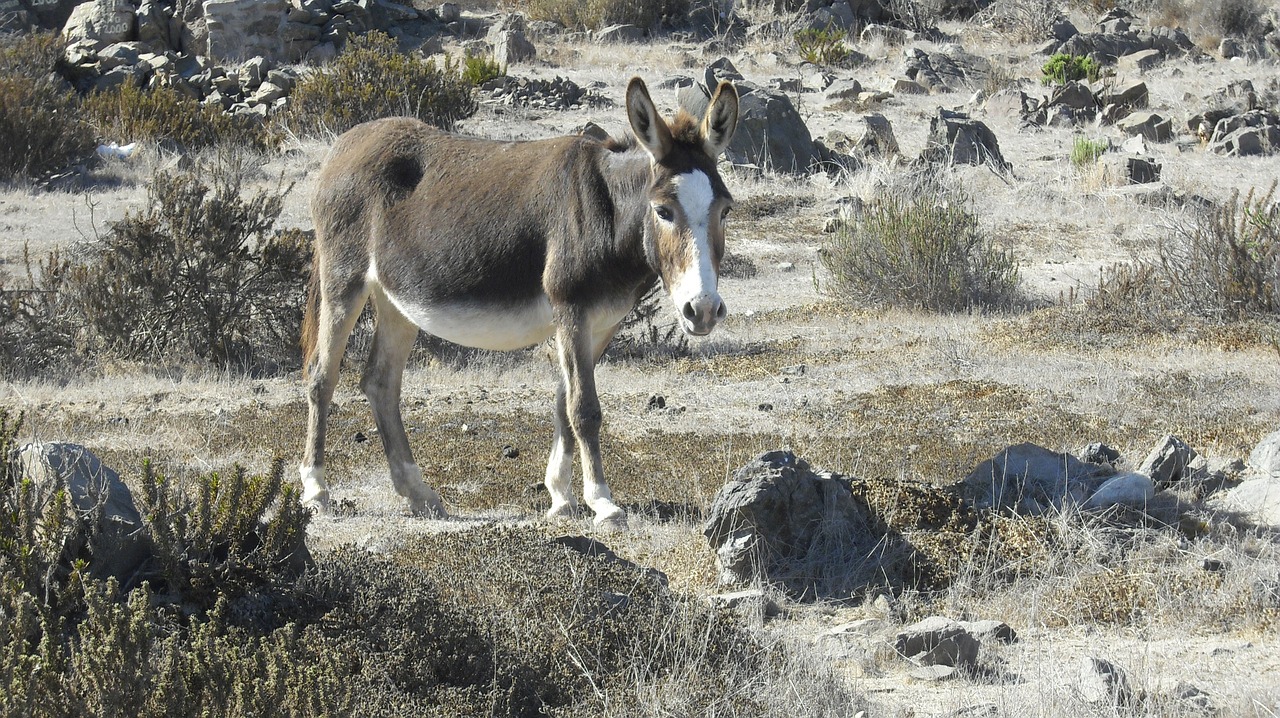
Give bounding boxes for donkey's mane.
[599,110,704,153]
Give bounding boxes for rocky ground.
[5,0,1280,715]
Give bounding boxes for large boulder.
[204,0,288,62]
[959,443,1112,513]
[902,46,989,94]
[703,451,894,597]
[63,0,137,44]
[679,62,817,174]
[16,443,151,588]
[895,616,982,668]
[1250,428,1280,477]
[920,108,1010,171]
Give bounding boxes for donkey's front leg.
[553,311,625,528]
[544,380,580,519]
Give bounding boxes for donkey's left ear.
[701,81,739,157]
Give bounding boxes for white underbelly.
[383,291,556,351]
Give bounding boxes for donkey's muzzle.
[680,294,727,336]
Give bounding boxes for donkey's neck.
[600,145,657,270]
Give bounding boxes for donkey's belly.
[383,291,556,351]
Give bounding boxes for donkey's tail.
[300,252,321,378]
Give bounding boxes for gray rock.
[1118,48,1162,72]
[679,76,816,174]
[437,2,459,23]
[1101,155,1161,184]
[959,442,1112,512]
[1051,16,1078,42]
[17,443,151,588]
[706,588,780,617]
[1210,127,1277,156]
[204,0,289,62]
[1083,471,1155,509]
[823,78,863,101]
[895,616,981,667]
[1147,26,1196,57]
[595,23,645,43]
[1138,434,1198,488]
[920,108,1010,172]
[1220,476,1280,526]
[903,46,989,94]
[63,0,136,44]
[1117,111,1173,142]
[1220,37,1244,59]
[862,23,908,45]
[494,29,535,64]
[1075,657,1135,708]
[853,113,898,157]
[1082,442,1122,467]
[960,619,1017,644]
[1059,31,1146,61]
[1096,79,1147,108]
[96,41,147,70]
[894,77,926,95]
[1048,80,1096,111]
[1250,428,1280,477]
[703,451,892,597]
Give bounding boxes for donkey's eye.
[654,205,674,222]
[721,207,731,222]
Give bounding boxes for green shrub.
[521,0,688,30]
[1070,135,1108,166]
[0,33,95,182]
[794,27,850,66]
[287,32,476,137]
[70,163,311,369]
[1040,53,1100,84]
[461,51,505,86]
[820,178,1021,311]
[80,82,277,152]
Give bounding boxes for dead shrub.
[0,247,83,377]
[70,162,311,370]
[1214,0,1265,38]
[286,31,476,137]
[519,0,689,30]
[1155,184,1280,320]
[819,175,1022,312]
[974,0,1061,43]
[607,285,692,360]
[0,33,95,182]
[81,82,277,152]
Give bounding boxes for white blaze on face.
[666,170,722,331]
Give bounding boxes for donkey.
[299,77,739,527]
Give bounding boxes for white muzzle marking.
[667,171,724,335]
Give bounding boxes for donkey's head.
[626,77,739,336]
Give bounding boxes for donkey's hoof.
[302,489,331,515]
[546,501,582,520]
[593,509,628,531]
[409,497,448,519]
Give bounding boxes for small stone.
[1138,434,1198,488]
[501,445,519,459]
[647,394,666,411]
[353,431,368,443]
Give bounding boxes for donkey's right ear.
[626,77,673,162]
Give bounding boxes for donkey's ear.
[701,81,739,157]
[626,77,672,162]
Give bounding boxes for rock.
[960,619,1017,644]
[250,80,287,104]
[437,2,459,23]
[1048,80,1097,114]
[135,0,170,49]
[852,113,898,157]
[1101,155,1161,184]
[679,75,816,174]
[595,23,644,43]
[1082,442,1122,467]
[1059,32,1146,61]
[1137,435,1197,488]
[706,588,780,617]
[820,618,887,639]
[96,41,146,70]
[1118,48,1162,72]
[1250,428,1280,477]
[494,29,535,64]
[702,451,890,597]
[1051,16,1078,42]
[63,0,136,44]
[1096,79,1147,108]
[920,108,1010,172]
[1148,26,1196,57]
[894,77,927,95]
[959,442,1112,513]
[204,0,289,62]
[1117,111,1173,142]
[1075,657,1135,708]
[823,78,863,101]
[802,69,835,92]
[17,443,151,588]
[903,46,989,94]
[1210,127,1278,157]
[894,617,981,667]
[983,88,1035,120]
[1220,37,1244,59]
[1082,471,1155,509]
[241,55,273,88]
[1220,476,1280,526]
[862,23,908,45]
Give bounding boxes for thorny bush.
[70,162,311,370]
[0,32,95,182]
[81,82,279,153]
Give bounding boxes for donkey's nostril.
[715,300,727,320]
[682,302,697,320]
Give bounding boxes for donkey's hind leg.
[301,281,369,512]
[362,291,446,517]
